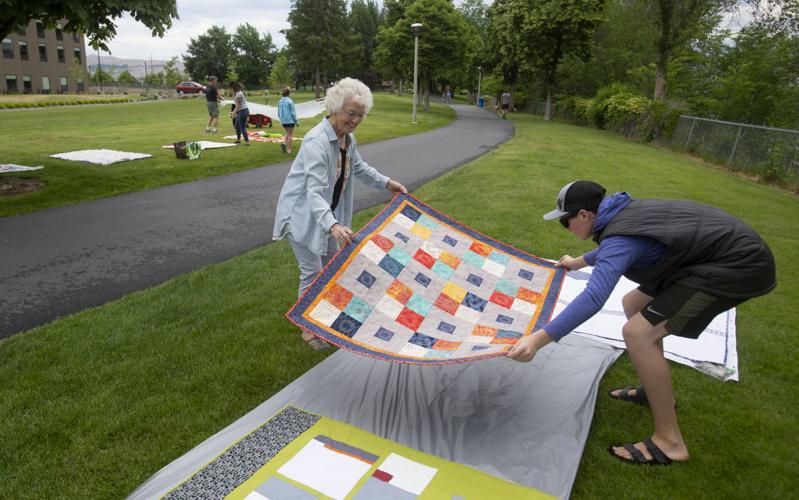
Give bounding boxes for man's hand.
[387,179,408,194]
[506,329,552,363]
[556,255,586,271]
[330,223,354,246]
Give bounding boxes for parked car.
[176,81,206,94]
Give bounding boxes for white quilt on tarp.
[555,268,739,381]
[220,99,325,123]
[1,164,44,173]
[49,149,153,165]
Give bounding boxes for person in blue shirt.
[508,180,775,465]
[273,78,407,350]
[277,86,299,155]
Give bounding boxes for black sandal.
[608,385,648,405]
[608,438,674,465]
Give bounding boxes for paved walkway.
[0,105,513,338]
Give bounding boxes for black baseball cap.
[543,180,607,220]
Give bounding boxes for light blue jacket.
[272,117,390,255]
[277,96,298,125]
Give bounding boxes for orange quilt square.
[439,252,461,269]
[371,234,394,252]
[434,293,459,315]
[489,290,514,309]
[322,283,353,310]
[396,307,424,331]
[469,240,492,257]
[414,249,436,269]
[471,325,498,337]
[433,339,462,350]
[517,287,542,304]
[386,279,413,304]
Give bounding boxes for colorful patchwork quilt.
[287,193,566,364]
[162,406,552,499]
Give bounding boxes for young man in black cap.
[508,180,776,465]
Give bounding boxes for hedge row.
[0,97,143,109]
[556,83,685,142]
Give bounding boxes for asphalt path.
[0,105,513,338]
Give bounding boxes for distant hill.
[86,55,185,79]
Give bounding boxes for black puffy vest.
[593,199,776,299]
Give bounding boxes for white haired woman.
[273,77,407,350]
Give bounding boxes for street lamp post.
[476,66,482,107]
[97,49,103,93]
[411,22,422,123]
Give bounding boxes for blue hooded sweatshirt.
[544,193,667,341]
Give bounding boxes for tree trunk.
[314,66,322,99]
[423,76,430,113]
[544,87,553,121]
[654,55,668,101]
[654,0,673,102]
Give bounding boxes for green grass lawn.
[1,113,796,498]
[0,92,454,217]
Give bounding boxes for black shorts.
[283,123,295,131]
[638,283,743,339]
[501,103,509,110]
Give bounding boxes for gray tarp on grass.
[129,335,621,500]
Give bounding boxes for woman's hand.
[506,329,552,363]
[330,223,354,246]
[386,179,407,194]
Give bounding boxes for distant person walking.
[228,81,250,145]
[500,90,511,119]
[205,76,221,133]
[277,86,299,155]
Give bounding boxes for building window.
[36,22,45,38]
[1,39,12,59]
[38,43,47,61]
[73,48,81,63]
[6,75,17,93]
[41,76,50,93]
[19,41,28,60]
[72,33,80,43]
[56,28,64,41]
[77,78,84,92]
[57,45,65,63]
[23,75,32,93]
[59,76,68,92]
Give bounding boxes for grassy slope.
[0,113,796,498]
[0,92,454,217]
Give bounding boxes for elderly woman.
[273,77,407,350]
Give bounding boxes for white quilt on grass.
[49,149,153,165]
[161,141,238,149]
[1,164,44,173]
[555,268,739,381]
[220,99,325,123]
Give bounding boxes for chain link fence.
[661,116,799,186]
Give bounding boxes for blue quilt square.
[344,297,372,323]
[406,294,433,316]
[494,278,519,297]
[431,260,454,279]
[496,314,514,325]
[400,205,421,221]
[378,254,404,277]
[416,214,438,229]
[466,273,483,287]
[395,231,409,243]
[518,268,535,281]
[356,270,376,289]
[437,321,456,334]
[472,345,490,351]
[331,313,363,338]
[442,235,457,247]
[388,246,412,266]
[409,332,436,348]
[415,272,432,287]
[462,250,485,268]
[425,350,453,359]
[462,292,488,312]
[488,251,510,265]
[497,329,522,339]
[374,327,395,341]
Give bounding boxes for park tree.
[0,1,177,51]
[284,0,350,98]
[375,0,472,111]
[348,0,383,88]
[117,70,138,86]
[233,23,276,88]
[486,0,527,109]
[91,66,114,84]
[269,51,295,91]
[183,26,235,83]
[491,0,604,120]
[162,57,183,87]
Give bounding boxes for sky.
[105,0,294,61]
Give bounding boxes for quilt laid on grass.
[162,406,552,500]
[49,149,153,165]
[287,193,566,364]
[1,164,44,173]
